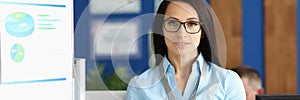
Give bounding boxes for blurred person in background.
[232,65,264,100]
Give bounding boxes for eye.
[186,21,199,27]
[166,20,178,26]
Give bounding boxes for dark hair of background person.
[150,0,221,67]
[232,65,262,85]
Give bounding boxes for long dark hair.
[151,0,222,67]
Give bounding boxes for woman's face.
[163,1,201,56]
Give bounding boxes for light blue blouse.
[126,54,246,100]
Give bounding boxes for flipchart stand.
[73,58,86,100]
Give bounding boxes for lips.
[174,42,190,48]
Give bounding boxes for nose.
[177,24,188,38]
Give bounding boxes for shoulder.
[126,66,163,99]
[207,62,240,79]
[127,66,161,88]
[207,62,244,86]
[207,62,246,99]
[207,62,228,76]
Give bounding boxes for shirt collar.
[162,53,205,74]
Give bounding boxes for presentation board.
[0,0,74,99]
[89,0,141,15]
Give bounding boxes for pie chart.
[10,43,25,63]
[5,12,34,37]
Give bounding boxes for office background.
[74,0,299,94]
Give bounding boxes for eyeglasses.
[163,17,202,34]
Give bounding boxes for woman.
[126,0,246,99]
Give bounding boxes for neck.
[167,50,198,76]
[167,49,198,95]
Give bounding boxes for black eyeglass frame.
[163,18,203,34]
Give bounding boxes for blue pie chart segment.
[5,12,34,37]
[10,43,25,63]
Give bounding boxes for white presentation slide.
[0,0,74,99]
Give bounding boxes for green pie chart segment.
[5,12,34,37]
[10,43,25,63]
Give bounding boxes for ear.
[257,88,264,94]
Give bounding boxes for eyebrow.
[165,17,199,21]
[186,17,199,20]
[165,17,179,20]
